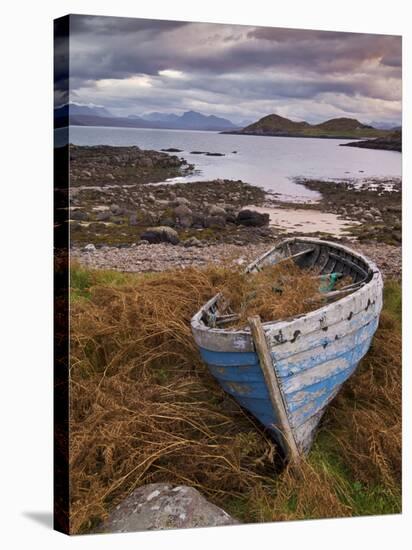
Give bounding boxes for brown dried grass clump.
[216,261,322,328]
[69,265,283,533]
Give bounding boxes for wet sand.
[247,205,360,236]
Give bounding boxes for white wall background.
[0,1,409,548]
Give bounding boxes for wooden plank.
[275,247,315,266]
[248,315,301,464]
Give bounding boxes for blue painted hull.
[198,316,378,454]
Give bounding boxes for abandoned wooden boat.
[191,237,383,460]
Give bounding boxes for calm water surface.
[57,126,401,202]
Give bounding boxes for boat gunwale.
[191,237,382,353]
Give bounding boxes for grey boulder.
[103,483,237,533]
[236,209,269,227]
[140,226,180,245]
[174,204,193,228]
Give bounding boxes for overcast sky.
[56,15,402,125]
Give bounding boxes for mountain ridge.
[55,104,238,131]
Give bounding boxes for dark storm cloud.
[69,14,189,36]
[59,15,401,124]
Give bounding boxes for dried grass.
[69,266,280,533]
[216,261,322,328]
[69,264,401,532]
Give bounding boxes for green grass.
[69,263,141,302]
[383,279,402,322]
[308,431,400,516]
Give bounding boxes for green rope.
[319,272,343,293]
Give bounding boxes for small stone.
[183,237,202,248]
[203,215,226,228]
[175,197,190,207]
[84,243,96,252]
[110,204,123,215]
[96,211,111,221]
[71,209,89,221]
[209,205,226,217]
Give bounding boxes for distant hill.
[341,130,402,152]
[313,117,373,132]
[135,110,238,130]
[241,114,310,135]
[226,113,388,139]
[370,121,402,131]
[55,114,162,129]
[55,107,238,131]
[138,112,180,123]
[54,103,113,119]
[173,110,238,130]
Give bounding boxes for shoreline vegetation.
[65,142,402,533]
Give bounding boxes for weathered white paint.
[289,387,341,429]
[293,411,325,453]
[275,316,378,377]
[269,306,380,363]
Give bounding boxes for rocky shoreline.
[340,130,402,152]
[70,144,194,187]
[293,177,402,245]
[72,240,401,280]
[69,144,401,278]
